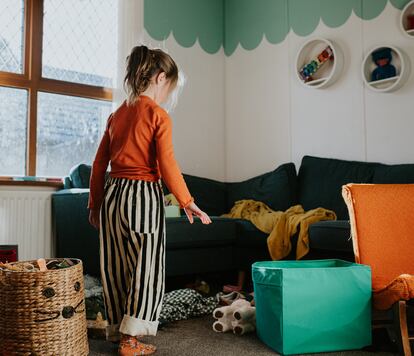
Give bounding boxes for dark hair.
[124,45,179,104]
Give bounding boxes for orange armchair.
[342,184,414,355]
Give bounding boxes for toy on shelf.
[407,14,414,30]
[370,48,396,82]
[299,45,334,82]
[212,299,256,335]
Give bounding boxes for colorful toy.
[212,299,256,335]
[299,45,334,82]
[371,48,396,82]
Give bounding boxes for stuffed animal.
[212,299,256,335]
[371,48,396,82]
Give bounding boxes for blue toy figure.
[371,48,396,82]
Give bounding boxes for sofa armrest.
[309,220,352,252]
[52,189,100,277]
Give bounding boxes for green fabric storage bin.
[252,259,372,355]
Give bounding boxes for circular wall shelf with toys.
[400,0,414,38]
[361,45,410,93]
[295,37,343,89]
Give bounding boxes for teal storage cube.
[252,259,372,355]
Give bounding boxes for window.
[42,0,117,87]
[0,87,27,176]
[37,93,112,177]
[0,0,24,73]
[0,0,118,178]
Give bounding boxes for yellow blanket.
[221,200,336,260]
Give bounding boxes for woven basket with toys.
[0,258,88,356]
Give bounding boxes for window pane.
[37,93,112,177]
[0,0,24,73]
[0,87,27,175]
[42,0,118,87]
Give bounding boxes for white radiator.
[0,186,57,261]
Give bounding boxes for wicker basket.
[0,258,89,355]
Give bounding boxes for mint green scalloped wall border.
[144,0,410,56]
[144,0,224,54]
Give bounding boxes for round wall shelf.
[400,0,414,38]
[295,38,343,89]
[361,45,410,93]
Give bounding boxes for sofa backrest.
[180,174,228,216]
[68,164,92,188]
[298,155,414,220]
[66,164,109,189]
[67,162,298,216]
[298,156,377,220]
[225,163,298,213]
[67,158,414,220]
[373,163,414,183]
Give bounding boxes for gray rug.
[88,315,397,356]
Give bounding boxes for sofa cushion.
[62,176,73,189]
[165,216,236,249]
[298,156,376,220]
[309,220,352,252]
[373,163,414,183]
[69,164,92,188]
[234,219,268,248]
[182,174,227,216]
[162,174,227,216]
[226,163,297,213]
[233,219,271,270]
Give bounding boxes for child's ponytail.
[124,45,179,105]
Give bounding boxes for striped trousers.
[99,177,166,340]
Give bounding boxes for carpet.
[88,315,397,356]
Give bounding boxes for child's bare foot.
[118,334,157,355]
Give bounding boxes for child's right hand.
[89,208,100,230]
[184,202,212,224]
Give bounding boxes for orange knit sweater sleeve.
[88,114,112,210]
[154,109,194,209]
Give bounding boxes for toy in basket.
[0,258,89,356]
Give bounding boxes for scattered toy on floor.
[212,298,256,335]
[216,290,254,306]
[160,288,218,323]
[185,278,210,295]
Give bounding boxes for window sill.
[0,178,63,189]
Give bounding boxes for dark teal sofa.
[52,156,414,278]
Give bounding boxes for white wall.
[225,2,414,180]
[145,36,226,181]
[363,4,414,164]
[225,39,291,181]
[121,0,226,181]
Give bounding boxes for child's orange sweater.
[88,95,194,210]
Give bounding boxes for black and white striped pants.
[99,177,166,339]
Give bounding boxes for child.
[88,45,212,356]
